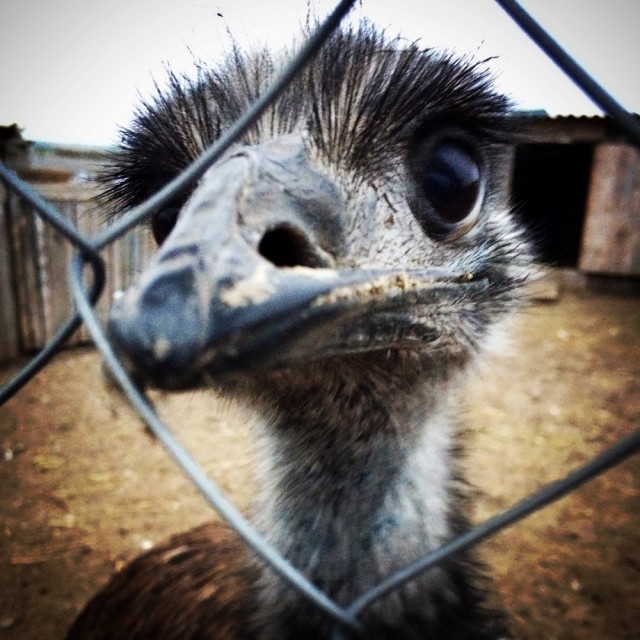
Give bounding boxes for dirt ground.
[1,283,639,640]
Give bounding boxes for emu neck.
[243,355,462,636]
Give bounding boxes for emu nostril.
[258,225,328,268]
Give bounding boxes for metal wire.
[495,0,640,148]
[0,0,639,635]
[0,163,105,404]
[345,429,640,619]
[92,0,359,251]
[69,250,363,633]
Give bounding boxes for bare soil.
[1,287,639,640]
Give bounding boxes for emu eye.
[151,206,180,245]
[411,133,486,240]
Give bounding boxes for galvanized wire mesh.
[1,0,639,636]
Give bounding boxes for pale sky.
[1,0,639,145]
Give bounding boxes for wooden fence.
[0,141,155,363]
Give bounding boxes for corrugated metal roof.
[513,110,640,122]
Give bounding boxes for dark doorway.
[511,143,594,266]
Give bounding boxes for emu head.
[104,24,530,390]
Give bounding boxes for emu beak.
[108,135,479,388]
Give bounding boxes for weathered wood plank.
[0,182,20,362]
[580,143,640,275]
[7,192,47,352]
[41,200,80,344]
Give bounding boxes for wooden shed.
[509,113,640,276]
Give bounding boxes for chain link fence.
[1,0,639,636]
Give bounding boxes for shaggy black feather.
[98,22,511,217]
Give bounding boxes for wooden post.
[0,180,20,362]
[580,143,640,275]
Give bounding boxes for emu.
[67,22,531,640]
